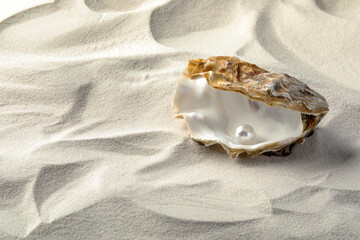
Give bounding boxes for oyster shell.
[173,56,329,158]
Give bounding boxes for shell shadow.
[237,109,357,171]
[203,108,356,173]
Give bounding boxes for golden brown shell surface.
[187,56,328,115]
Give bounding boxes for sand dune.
[0,0,359,239]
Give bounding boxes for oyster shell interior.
[174,74,303,150]
[173,56,328,158]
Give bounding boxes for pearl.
[235,124,255,144]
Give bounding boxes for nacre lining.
[174,75,303,149]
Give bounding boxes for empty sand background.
[0,0,359,239]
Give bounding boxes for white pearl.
[235,124,255,144]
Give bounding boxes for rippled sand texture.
[0,0,359,239]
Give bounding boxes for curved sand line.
[0,0,160,57]
[255,1,360,90]
[84,0,160,12]
[150,0,241,40]
[44,83,93,134]
[134,182,272,222]
[149,0,266,55]
[253,3,333,85]
[315,0,360,20]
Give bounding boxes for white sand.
[0,0,359,239]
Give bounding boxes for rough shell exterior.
[174,56,329,158]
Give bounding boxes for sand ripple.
[0,0,359,239]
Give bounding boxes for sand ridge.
[0,0,359,239]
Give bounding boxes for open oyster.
[173,56,329,158]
